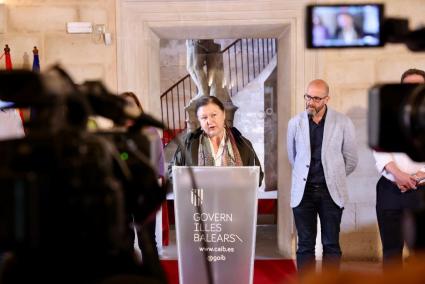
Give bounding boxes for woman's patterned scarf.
[198,128,243,166]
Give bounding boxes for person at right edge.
[287,79,358,273]
[373,68,425,267]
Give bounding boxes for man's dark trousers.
[293,183,343,271]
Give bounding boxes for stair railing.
[161,38,277,145]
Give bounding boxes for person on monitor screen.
[373,68,425,267]
[168,95,263,186]
[312,15,330,46]
[334,12,363,44]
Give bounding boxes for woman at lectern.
[168,95,263,186]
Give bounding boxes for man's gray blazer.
[287,107,358,208]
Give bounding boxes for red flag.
[3,45,24,124]
[4,44,12,70]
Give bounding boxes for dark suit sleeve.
[167,141,184,184]
[242,136,264,187]
[167,129,200,184]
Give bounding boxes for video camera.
[368,83,425,161]
[0,66,167,283]
[305,3,424,51]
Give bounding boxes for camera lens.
[402,84,425,159]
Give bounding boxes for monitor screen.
[306,4,384,48]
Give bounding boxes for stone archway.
[116,0,318,258]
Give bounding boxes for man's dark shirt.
[307,107,327,184]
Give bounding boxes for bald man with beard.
[287,79,358,272]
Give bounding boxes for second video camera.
[305,3,425,52]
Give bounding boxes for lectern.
[173,166,260,284]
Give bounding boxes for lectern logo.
[191,188,204,206]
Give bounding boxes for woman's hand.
[385,161,417,192]
[394,171,417,192]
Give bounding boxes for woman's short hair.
[195,96,225,115]
[119,91,144,113]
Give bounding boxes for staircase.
[160,38,277,145]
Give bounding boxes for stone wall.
[160,39,187,94]
[0,0,117,91]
